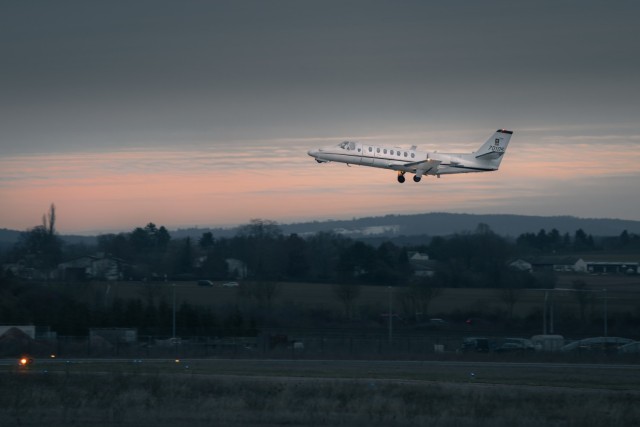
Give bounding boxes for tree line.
[2,208,639,287]
[2,207,640,336]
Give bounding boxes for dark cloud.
[1,1,639,155]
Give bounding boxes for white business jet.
[308,129,513,183]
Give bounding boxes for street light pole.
[388,285,393,345]
[603,288,608,338]
[543,290,548,335]
[549,291,554,334]
[172,283,176,340]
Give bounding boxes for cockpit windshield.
[338,141,356,150]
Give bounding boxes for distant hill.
[2,213,639,249]
[280,213,640,238]
[173,213,640,240]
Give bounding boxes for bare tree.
[333,282,361,319]
[400,280,443,322]
[499,286,523,319]
[22,203,62,271]
[43,203,56,236]
[253,281,280,310]
[241,281,281,311]
[237,219,282,238]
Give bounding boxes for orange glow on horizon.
[2,137,640,233]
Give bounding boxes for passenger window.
[369,147,372,152]
[391,150,394,155]
[384,149,387,154]
[404,152,407,157]
[411,153,415,158]
[377,148,380,153]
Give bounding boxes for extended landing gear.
[398,171,424,183]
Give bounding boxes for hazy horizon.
[2,1,639,234]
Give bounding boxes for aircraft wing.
[388,159,441,173]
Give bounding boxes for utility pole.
[388,285,393,345]
[603,288,608,337]
[549,291,554,334]
[172,283,176,340]
[543,290,548,335]
[541,289,556,335]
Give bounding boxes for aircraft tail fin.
[474,129,513,168]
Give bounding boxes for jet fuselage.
[307,129,513,183]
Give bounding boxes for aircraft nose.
[307,148,319,157]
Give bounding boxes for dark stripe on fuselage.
[441,163,495,171]
[475,151,505,159]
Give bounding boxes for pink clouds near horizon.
[1,133,640,234]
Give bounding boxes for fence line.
[8,334,464,360]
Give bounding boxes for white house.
[408,252,438,277]
[512,257,587,273]
[508,259,533,273]
[57,254,125,281]
[226,258,248,279]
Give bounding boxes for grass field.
[80,275,640,321]
[2,359,639,426]
[66,275,640,338]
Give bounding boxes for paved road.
[2,356,639,371]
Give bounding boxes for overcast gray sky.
[2,1,640,232]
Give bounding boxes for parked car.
[618,341,640,354]
[496,338,535,353]
[222,281,239,287]
[531,335,565,352]
[561,337,633,353]
[197,280,214,287]
[495,338,535,353]
[460,337,491,353]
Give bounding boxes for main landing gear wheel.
[397,172,406,183]
[413,175,422,183]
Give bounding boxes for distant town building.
[226,258,248,279]
[408,252,439,277]
[57,253,126,281]
[508,259,533,273]
[2,261,37,280]
[0,325,35,339]
[586,261,639,275]
[513,256,588,273]
[509,257,639,275]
